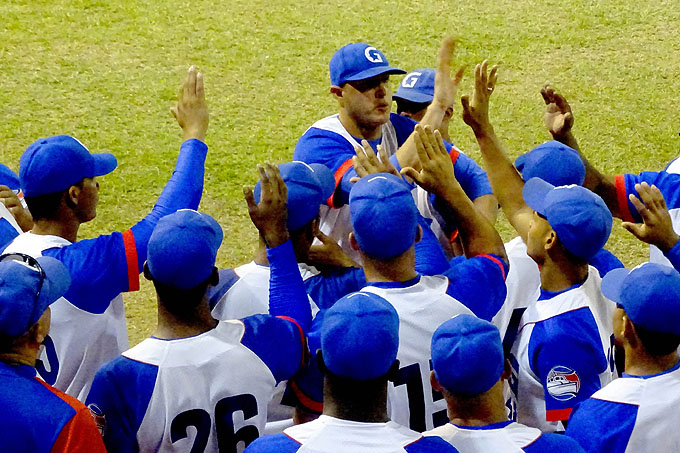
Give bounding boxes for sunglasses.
[0,253,47,324]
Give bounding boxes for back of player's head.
[523,177,612,261]
[329,43,405,87]
[431,315,504,396]
[147,209,223,291]
[393,69,436,106]
[0,254,70,342]
[602,263,680,354]
[514,141,586,187]
[321,291,399,381]
[349,173,418,260]
[20,135,117,198]
[254,161,334,231]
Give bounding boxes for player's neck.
[539,256,588,293]
[338,111,382,141]
[624,348,679,377]
[154,299,218,340]
[361,249,417,283]
[446,384,509,427]
[323,377,390,423]
[31,218,80,243]
[253,243,269,266]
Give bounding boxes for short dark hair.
[24,181,83,221]
[634,322,680,357]
[395,98,430,115]
[151,277,212,318]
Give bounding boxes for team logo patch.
[364,46,384,63]
[88,403,106,436]
[546,366,580,401]
[401,72,422,88]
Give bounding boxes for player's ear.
[330,85,343,100]
[430,370,443,392]
[66,184,81,209]
[544,230,557,251]
[622,314,640,347]
[142,262,152,281]
[501,358,512,381]
[349,232,360,251]
[414,225,423,243]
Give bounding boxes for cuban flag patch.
[546,366,580,401]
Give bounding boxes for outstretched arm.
[540,85,621,217]
[461,61,533,242]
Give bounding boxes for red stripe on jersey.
[546,407,572,422]
[615,175,635,223]
[449,146,460,165]
[290,380,323,413]
[277,315,307,366]
[122,229,140,292]
[478,254,507,280]
[449,229,459,243]
[327,158,354,208]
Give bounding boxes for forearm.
[268,240,312,333]
[395,104,448,170]
[473,193,499,225]
[129,139,208,269]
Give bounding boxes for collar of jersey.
[538,282,581,301]
[451,420,513,430]
[622,358,680,379]
[365,275,421,289]
[0,361,36,379]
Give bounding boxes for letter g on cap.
[364,46,384,63]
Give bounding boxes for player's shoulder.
[405,435,459,452]
[244,433,301,452]
[525,432,585,452]
[38,378,88,414]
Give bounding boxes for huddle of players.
[1,36,680,452]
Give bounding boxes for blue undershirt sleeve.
[414,215,450,275]
[85,356,158,453]
[589,249,624,277]
[267,241,312,333]
[304,267,365,310]
[443,254,508,321]
[565,398,637,453]
[663,239,680,273]
[244,433,301,452]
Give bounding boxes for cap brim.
[393,91,433,104]
[600,267,631,304]
[343,66,406,84]
[92,153,118,177]
[522,177,554,216]
[309,163,336,200]
[36,256,71,306]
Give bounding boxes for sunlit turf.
[1,0,678,344]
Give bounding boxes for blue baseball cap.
[393,69,436,104]
[602,263,680,335]
[349,173,418,260]
[321,291,399,380]
[515,141,586,187]
[523,178,612,261]
[20,135,117,197]
[147,210,223,290]
[0,164,20,191]
[330,43,405,87]
[431,315,505,395]
[254,162,335,231]
[0,254,71,338]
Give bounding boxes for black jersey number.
[36,335,59,385]
[170,393,259,453]
[392,361,447,432]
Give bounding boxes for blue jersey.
[566,360,680,453]
[0,362,105,453]
[245,415,459,452]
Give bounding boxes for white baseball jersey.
[506,266,616,433]
[86,317,305,453]
[245,415,458,453]
[3,232,129,401]
[425,420,584,452]
[362,275,474,432]
[566,360,680,452]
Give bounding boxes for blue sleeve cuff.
[664,238,680,272]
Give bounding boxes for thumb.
[622,222,647,241]
[400,167,421,184]
[461,95,470,113]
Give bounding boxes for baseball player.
[566,263,680,452]
[293,38,496,260]
[2,66,210,401]
[462,61,617,432]
[85,168,312,452]
[290,125,509,432]
[245,292,458,453]
[0,253,105,452]
[424,315,585,452]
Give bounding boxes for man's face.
[526,210,552,264]
[340,74,392,131]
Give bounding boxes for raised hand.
[461,60,498,136]
[401,124,459,198]
[0,185,32,232]
[171,65,209,142]
[350,140,399,182]
[622,182,679,252]
[432,37,466,112]
[541,83,574,139]
[307,220,360,268]
[244,163,289,248]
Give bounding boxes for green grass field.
[1,0,679,345]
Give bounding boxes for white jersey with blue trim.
[362,276,474,432]
[650,160,680,266]
[566,361,680,452]
[127,321,277,453]
[211,261,319,321]
[507,266,616,433]
[3,232,128,401]
[425,421,539,452]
